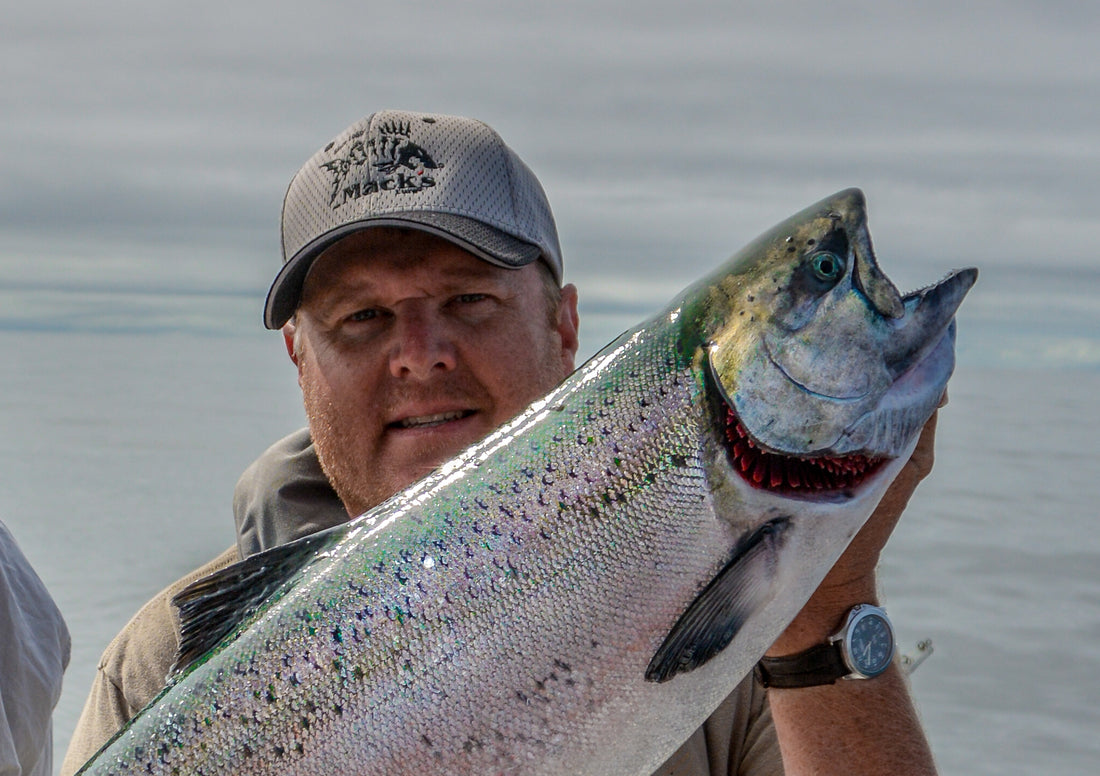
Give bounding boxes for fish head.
[697,188,976,496]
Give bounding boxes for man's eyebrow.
[413,263,517,291]
[435,263,510,283]
[307,263,513,307]
[306,278,374,308]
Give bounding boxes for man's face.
[288,228,579,517]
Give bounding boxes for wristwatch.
[755,604,896,688]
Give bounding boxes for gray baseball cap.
[264,110,563,329]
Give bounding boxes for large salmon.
[79,188,976,775]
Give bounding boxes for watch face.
[845,609,895,677]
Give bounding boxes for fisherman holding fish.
[64,111,951,775]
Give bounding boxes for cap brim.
[263,213,544,329]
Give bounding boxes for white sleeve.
[0,522,71,776]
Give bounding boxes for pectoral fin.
[645,517,788,683]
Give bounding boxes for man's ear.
[282,319,299,368]
[557,283,580,374]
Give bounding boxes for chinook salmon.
[79,188,976,776]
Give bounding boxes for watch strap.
[755,641,848,689]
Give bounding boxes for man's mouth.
[391,410,475,430]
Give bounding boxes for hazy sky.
[2,0,1098,358]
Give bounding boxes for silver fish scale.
[91,320,746,776]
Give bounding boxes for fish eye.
[809,252,845,283]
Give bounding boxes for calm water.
[3,2,1099,772]
[3,262,1099,775]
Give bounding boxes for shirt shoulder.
[61,546,241,776]
[0,521,70,776]
[96,545,241,706]
[234,427,346,557]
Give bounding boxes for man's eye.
[348,309,379,322]
[454,293,488,305]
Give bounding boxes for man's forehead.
[302,229,521,301]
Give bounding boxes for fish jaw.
[700,188,976,461]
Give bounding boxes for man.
[64,110,938,775]
[1,519,71,776]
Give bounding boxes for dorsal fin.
[645,517,788,683]
[169,530,338,678]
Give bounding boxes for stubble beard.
[301,379,452,519]
[301,385,381,519]
[302,354,568,519]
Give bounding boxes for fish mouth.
[720,403,887,495]
[705,348,889,495]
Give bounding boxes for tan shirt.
[62,430,782,775]
[60,547,240,776]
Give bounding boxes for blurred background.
[2,2,1097,773]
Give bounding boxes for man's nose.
[388,308,458,379]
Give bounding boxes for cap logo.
[321,120,442,208]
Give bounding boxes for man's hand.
[768,407,940,656]
[766,407,943,776]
